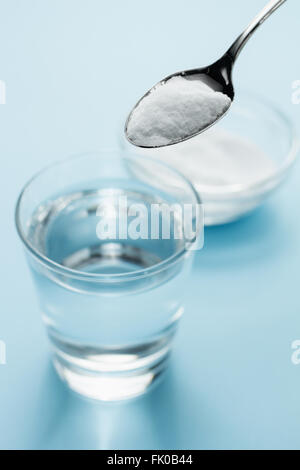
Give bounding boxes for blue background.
[1,0,300,450]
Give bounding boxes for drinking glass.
[15,150,202,401]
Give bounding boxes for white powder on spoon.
[127,76,232,148]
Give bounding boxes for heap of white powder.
[140,127,276,188]
[127,76,232,147]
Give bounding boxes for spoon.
[125,0,287,149]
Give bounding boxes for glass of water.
[15,150,202,401]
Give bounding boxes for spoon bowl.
[125,54,235,149]
[125,0,286,149]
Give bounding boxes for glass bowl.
[121,91,299,226]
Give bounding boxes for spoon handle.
[227,0,287,61]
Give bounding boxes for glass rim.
[15,149,202,282]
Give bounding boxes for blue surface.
[1,0,300,450]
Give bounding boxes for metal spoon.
[125,0,287,149]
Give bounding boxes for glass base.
[50,333,173,401]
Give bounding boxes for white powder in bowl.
[140,127,276,189]
[127,76,232,148]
